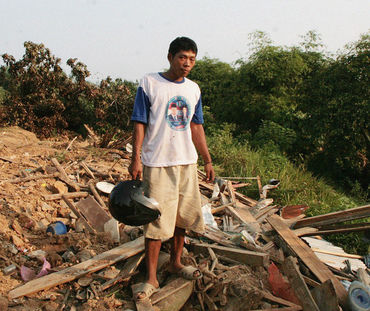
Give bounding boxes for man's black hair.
[168,37,198,56]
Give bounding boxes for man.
[168,103,179,122]
[129,37,215,301]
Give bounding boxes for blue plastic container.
[46,221,67,235]
[348,281,370,311]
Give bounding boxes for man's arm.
[129,122,146,180]
[190,122,215,182]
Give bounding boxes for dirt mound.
[0,126,39,148]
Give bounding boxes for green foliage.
[253,120,296,152]
[207,125,368,254]
[190,30,368,198]
[0,41,135,137]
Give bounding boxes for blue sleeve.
[191,94,204,124]
[131,86,150,124]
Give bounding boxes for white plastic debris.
[202,203,218,229]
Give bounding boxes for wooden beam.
[294,205,370,229]
[192,242,269,267]
[76,195,111,232]
[311,248,363,259]
[43,191,88,201]
[227,205,261,233]
[61,195,96,233]
[51,157,80,191]
[210,202,234,214]
[267,215,348,308]
[8,172,59,184]
[253,308,302,311]
[261,290,303,309]
[88,182,107,209]
[299,223,370,237]
[8,237,145,299]
[100,252,145,291]
[282,256,320,311]
[311,279,341,311]
[357,268,370,287]
[151,278,193,305]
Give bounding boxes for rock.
[3,264,17,275]
[104,218,120,243]
[28,250,47,261]
[37,218,50,230]
[12,235,24,249]
[0,296,8,310]
[53,181,68,194]
[62,250,76,263]
[78,276,93,287]
[42,301,59,311]
[8,243,19,254]
[76,249,92,262]
[41,202,54,212]
[11,219,23,235]
[45,165,57,174]
[75,218,85,233]
[47,252,63,267]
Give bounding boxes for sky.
[1,0,369,82]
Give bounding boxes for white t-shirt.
[131,73,204,167]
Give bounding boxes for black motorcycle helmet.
[108,180,161,226]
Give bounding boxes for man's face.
[168,50,196,78]
[171,106,177,115]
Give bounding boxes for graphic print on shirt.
[165,96,191,131]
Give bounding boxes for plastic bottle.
[348,281,370,311]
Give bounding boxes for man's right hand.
[129,159,142,180]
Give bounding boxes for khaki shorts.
[142,164,204,240]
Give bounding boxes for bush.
[206,126,368,254]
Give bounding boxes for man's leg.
[170,226,185,270]
[136,237,161,299]
[169,226,201,278]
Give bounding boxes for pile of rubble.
[0,126,369,311]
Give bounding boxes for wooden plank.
[51,157,80,191]
[134,297,157,311]
[198,176,257,207]
[256,175,263,199]
[100,252,145,291]
[293,227,319,237]
[88,182,107,209]
[76,195,111,232]
[311,248,363,259]
[357,268,370,287]
[211,202,234,214]
[294,204,370,229]
[267,215,348,308]
[253,308,302,311]
[62,196,96,233]
[192,242,269,267]
[151,278,193,305]
[227,205,261,233]
[8,172,59,184]
[262,290,302,308]
[299,223,370,237]
[302,275,320,288]
[153,278,193,311]
[80,161,95,179]
[311,279,341,311]
[226,180,236,203]
[282,256,320,311]
[43,191,88,201]
[8,237,145,299]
